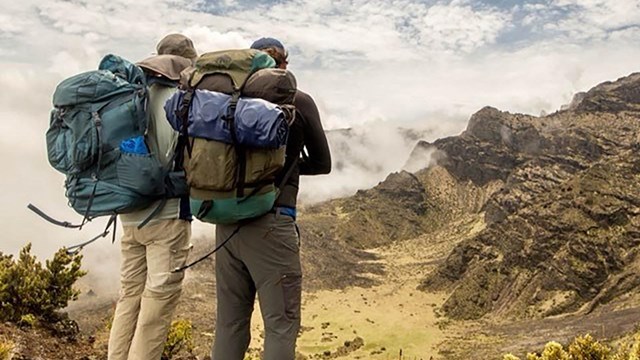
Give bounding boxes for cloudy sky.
[1,0,639,278]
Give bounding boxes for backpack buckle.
[91,112,102,126]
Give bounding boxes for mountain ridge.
[299,71,640,323]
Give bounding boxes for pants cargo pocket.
[164,244,192,290]
[170,244,192,270]
[281,273,302,321]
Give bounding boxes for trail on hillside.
[238,214,485,359]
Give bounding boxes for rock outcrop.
[418,73,640,320]
[298,72,640,320]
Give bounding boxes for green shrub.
[0,243,86,323]
[0,338,13,360]
[631,335,640,360]
[568,334,611,359]
[517,341,570,360]
[162,319,194,360]
[505,332,640,360]
[542,342,570,360]
[18,314,37,328]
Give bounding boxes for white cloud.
[416,3,511,52]
[549,0,640,39]
[0,13,26,35]
[554,0,640,26]
[299,121,444,204]
[181,26,250,55]
[1,0,640,284]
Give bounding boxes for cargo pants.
[108,219,192,360]
[212,212,302,360]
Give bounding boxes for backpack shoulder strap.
[277,156,299,194]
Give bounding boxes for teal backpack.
[29,54,188,248]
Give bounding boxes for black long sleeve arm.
[294,91,331,175]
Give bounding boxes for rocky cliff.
[417,72,640,320]
[300,72,640,321]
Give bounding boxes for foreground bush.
[162,319,194,360]
[0,338,13,360]
[504,334,640,360]
[0,243,86,323]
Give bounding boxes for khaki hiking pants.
[108,219,191,360]
[212,213,302,360]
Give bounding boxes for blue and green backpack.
[169,49,297,224]
[29,54,188,243]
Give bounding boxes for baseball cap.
[250,37,288,59]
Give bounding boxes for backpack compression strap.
[27,204,84,228]
[66,214,118,255]
[176,89,195,157]
[136,197,168,229]
[226,91,248,198]
[172,224,241,273]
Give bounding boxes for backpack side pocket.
[117,152,165,196]
[46,108,98,175]
[185,138,236,191]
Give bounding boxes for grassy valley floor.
[62,212,640,360]
[243,214,485,359]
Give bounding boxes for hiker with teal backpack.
[106,34,197,360]
[209,38,331,360]
[31,33,197,360]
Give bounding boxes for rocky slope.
[416,73,640,320]
[298,72,640,322]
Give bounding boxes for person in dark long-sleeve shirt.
[211,38,331,360]
[275,89,332,208]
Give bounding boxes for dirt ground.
[0,322,96,360]
[244,214,481,359]
[55,213,640,360]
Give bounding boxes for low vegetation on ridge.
[504,333,640,360]
[0,243,86,325]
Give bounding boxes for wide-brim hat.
[156,34,198,61]
[137,54,192,81]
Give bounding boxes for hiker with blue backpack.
[31,32,197,359]
[29,34,197,360]
[105,34,197,360]
[208,38,331,360]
